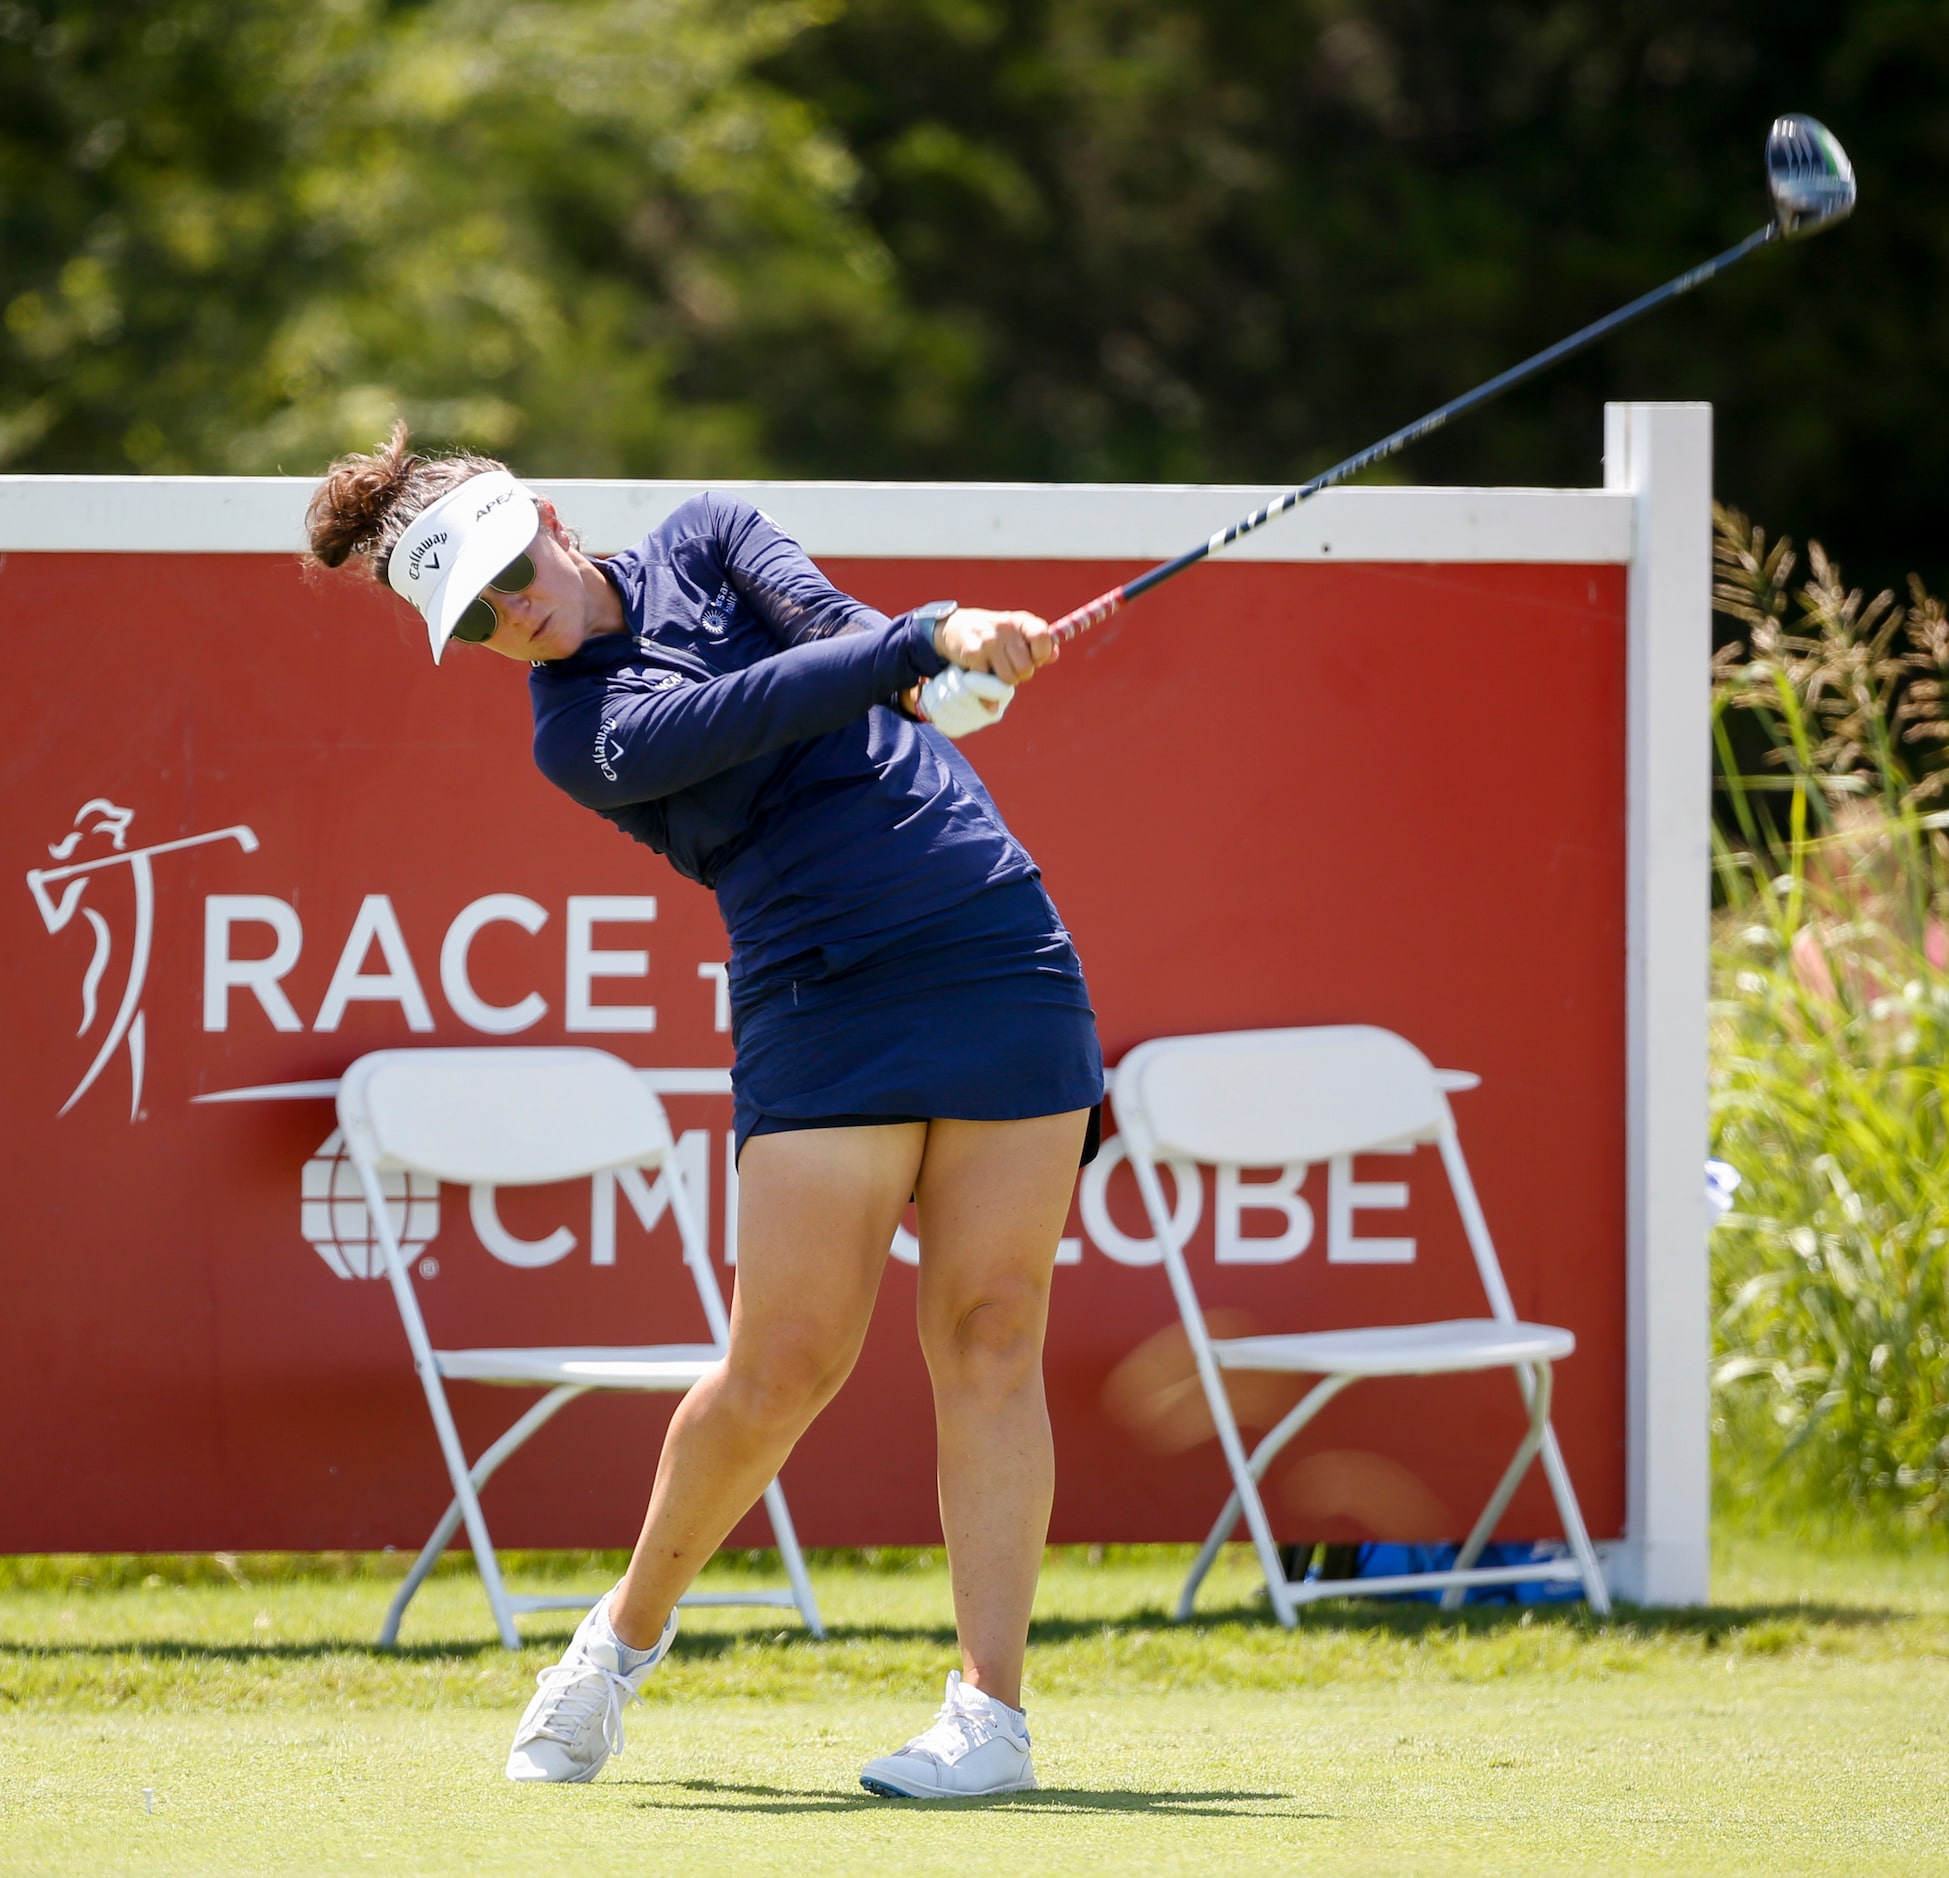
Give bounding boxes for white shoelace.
[900,1700,1003,1768]
[521,1655,638,1760]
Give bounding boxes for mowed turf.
[2,1537,1946,1876]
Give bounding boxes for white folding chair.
[1115,1025,1611,1625]
[337,1046,823,1648]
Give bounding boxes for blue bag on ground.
[1312,1541,1586,1605]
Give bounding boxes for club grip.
[1049,588,1125,644]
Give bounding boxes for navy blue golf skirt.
[729,876,1103,1161]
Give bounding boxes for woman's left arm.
[707,492,1059,712]
[710,494,887,646]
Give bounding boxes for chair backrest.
[1116,1024,1520,1329]
[339,1047,671,1185]
[337,1046,727,1354]
[1117,1025,1444,1165]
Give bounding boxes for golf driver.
[1042,113,1856,646]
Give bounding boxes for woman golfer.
[307,429,1102,1800]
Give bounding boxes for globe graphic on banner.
[301,1127,440,1280]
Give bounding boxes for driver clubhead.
[1767,114,1856,240]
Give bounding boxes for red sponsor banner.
[0,547,1625,1550]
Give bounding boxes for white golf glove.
[918,666,1013,739]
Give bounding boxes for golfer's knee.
[925,1279,1048,1397]
[720,1327,851,1432]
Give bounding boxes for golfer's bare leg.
[608,1123,923,1648]
[915,1109,1090,1711]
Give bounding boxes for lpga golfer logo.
[25,799,258,1119]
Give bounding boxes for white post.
[1605,401,1713,1606]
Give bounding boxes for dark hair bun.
[305,420,421,568]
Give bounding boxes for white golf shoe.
[504,1593,676,1784]
[859,1671,1036,1798]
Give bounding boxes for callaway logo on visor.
[385,469,541,664]
[403,533,448,586]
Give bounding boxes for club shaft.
[1050,221,1779,641]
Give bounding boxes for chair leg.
[1439,1365,1612,1618]
[379,1385,589,1647]
[759,1477,825,1639]
[1177,1489,1247,1622]
[1129,1153,1297,1626]
[1229,1463,1295,1625]
[1176,1374,1354,1620]
[412,1369,519,1650]
[359,1156,520,1651]
[380,1496,469,1650]
[1185,1360,1301,1629]
[1539,1423,1613,1616]
[1439,1363,1554,1613]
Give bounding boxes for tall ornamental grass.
[1710,508,1949,1530]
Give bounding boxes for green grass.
[1708,508,1949,1527]
[3,1537,1947,1876]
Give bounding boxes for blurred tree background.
[3,0,1943,589]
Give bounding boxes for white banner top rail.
[0,475,1633,563]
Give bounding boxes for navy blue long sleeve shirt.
[530,494,1040,984]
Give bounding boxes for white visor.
[385,469,540,663]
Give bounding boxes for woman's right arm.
[534,611,947,810]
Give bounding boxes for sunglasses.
[449,551,539,644]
